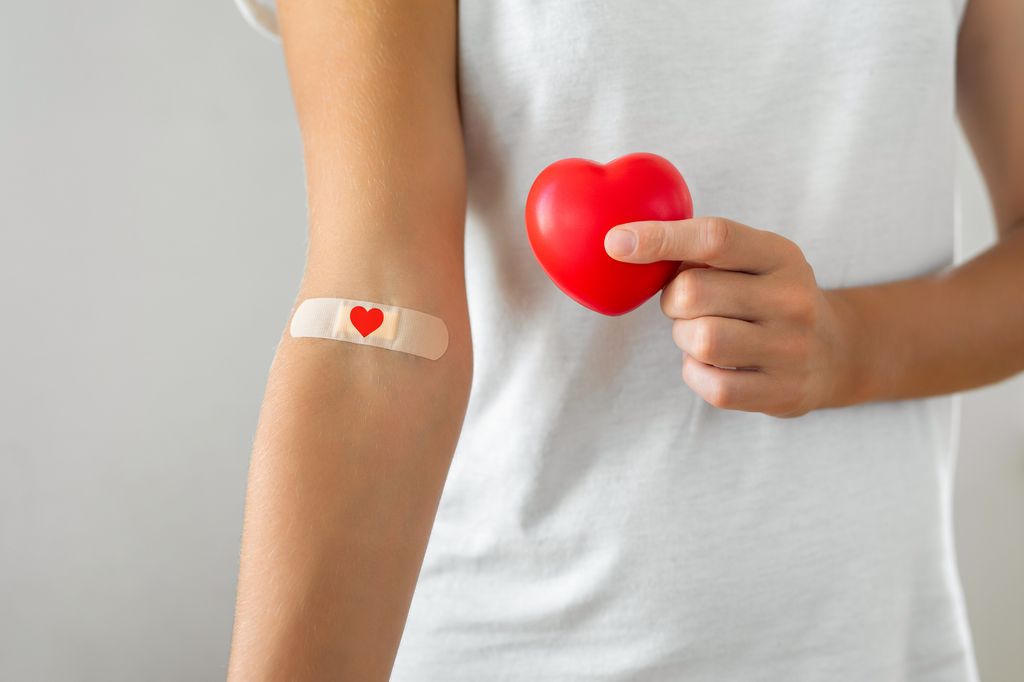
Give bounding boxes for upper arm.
[276,0,469,358]
[955,0,1024,235]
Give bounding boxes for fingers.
[672,316,775,369]
[661,266,769,321]
[681,355,781,414]
[605,216,797,273]
[682,355,811,417]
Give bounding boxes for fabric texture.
[235,1,979,679]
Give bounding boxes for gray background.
[1,2,1021,680]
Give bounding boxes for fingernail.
[605,228,637,257]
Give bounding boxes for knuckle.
[647,222,671,260]
[682,358,738,410]
[705,377,734,409]
[660,285,674,317]
[692,318,719,360]
[780,284,817,325]
[771,234,808,269]
[795,294,819,326]
[699,217,732,260]
[660,278,680,317]
[778,236,804,260]
[672,269,702,316]
[671,318,687,349]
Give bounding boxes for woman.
[227,1,1022,680]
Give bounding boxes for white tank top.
[235,1,978,679]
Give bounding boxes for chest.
[458,0,958,127]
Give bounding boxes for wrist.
[821,287,884,408]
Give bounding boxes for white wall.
[1,3,306,680]
[0,2,1020,680]
[952,133,1024,682]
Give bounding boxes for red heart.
[525,152,693,316]
[350,306,384,337]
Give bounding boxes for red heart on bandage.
[350,306,384,337]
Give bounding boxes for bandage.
[289,297,449,360]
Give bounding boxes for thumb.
[604,220,681,263]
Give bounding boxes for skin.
[605,0,1023,418]
[228,0,1021,678]
[227,1,469,680]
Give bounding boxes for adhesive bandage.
[289,298,449,360]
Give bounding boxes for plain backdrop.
[1,2,1021,680]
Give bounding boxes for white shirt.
[235,1,978,679]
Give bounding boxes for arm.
[601,0,1023,416]
[227,1,470,679]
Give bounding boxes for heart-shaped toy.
[350,306,384,337]
[525,152,693,316]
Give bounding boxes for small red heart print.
[350,306,384,337]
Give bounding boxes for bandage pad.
[289,298,449,360]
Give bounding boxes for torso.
[392,2,977,679]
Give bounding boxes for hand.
[604,216,856,417]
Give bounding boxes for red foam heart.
[525,152,693,316]
[350,306,384,337]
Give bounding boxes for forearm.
[228,318,471,680]
[829,221,1024,405]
